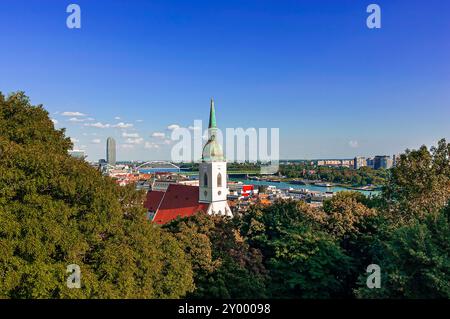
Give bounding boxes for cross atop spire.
[208,98,217,129]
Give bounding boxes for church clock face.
[218,191,222,195]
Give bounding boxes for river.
[230,178,380,196]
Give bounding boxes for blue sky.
[0,0,449,161]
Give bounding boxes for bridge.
[136,161,275,176]
[137,161,181,173]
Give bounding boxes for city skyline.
[1,0,449,303]
[1,0,449,161]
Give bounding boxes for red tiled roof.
[144,190,164,212]
[152,184,209,224]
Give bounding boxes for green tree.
[164,213,267,299]
[319,192,388,297]
[355,202,450,298]
[240,201,353,298]
[383,139,450,222]
[0,92,194,298]
[321,192,377,239]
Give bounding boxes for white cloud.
[51,118,58,125]
[145,142,160,149]
[120,144,135,149]
[84,122,111,129]
[68,117,86,122]
[61,111,86,117]
[349,140,359,148]
[167,124,180,130]
[188,125,201,131]
[113,122,134,129]
[70,137,80,143]
[91,138,101,144]
[122,132,140,138]
[136,119,143,123]
[114,116,121,120]
[151,132,165,138]
[125,137,144,145]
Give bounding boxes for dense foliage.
[1,92,449,299]
[168,140,450,298]
[164,214,267,298]
[355,205,450,298]
[0,92,194,298]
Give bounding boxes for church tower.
[199,99,232,216]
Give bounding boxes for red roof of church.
[145,184,209,225]
[144,190,164,212]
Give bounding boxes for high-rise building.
[393,154,401,167]
[374,155,393,169]
[106,137,116,165]
[354,156,366,169]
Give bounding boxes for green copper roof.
[208,98,217,129]
[202,135,224,162]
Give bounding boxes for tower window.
[217,173,222,187]
[204,173,208,187]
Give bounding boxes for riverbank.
[230,178,381,196]
[248,177,381,192]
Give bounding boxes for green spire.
[202,98,224,162]
[208,98,217,129]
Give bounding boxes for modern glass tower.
[106,137,116,165]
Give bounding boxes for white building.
[198,99,232,216]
